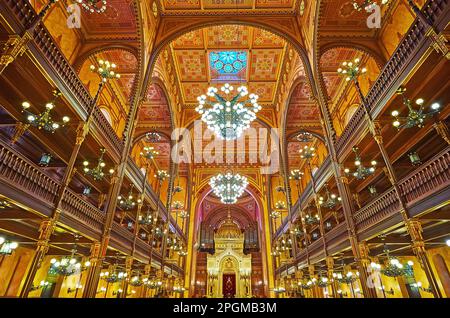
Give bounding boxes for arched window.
[344,104,359,127]
[100,108,113,126]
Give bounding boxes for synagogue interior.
[0,0,449,299]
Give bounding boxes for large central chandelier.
[76,0,108,14]
[195,84,261,140]
[209,172,248,204]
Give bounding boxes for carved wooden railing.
[2,0,124,156]
[335,0,449,156]
[398,146,450,204]
[111,222,134,252]
[354,146,450,233]
[60,188,105,235]
[283,147,450,267]
[353,188,400,232]
[0,141,60,208]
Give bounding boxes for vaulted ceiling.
[167,25,288,108]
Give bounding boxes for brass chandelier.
[391,88,441,130]
[77,0,108,14]
[344,146,377,180]
[209,172,248,204]
[195,84,261,140]
[21,90,70,133]
[83,148,115,181]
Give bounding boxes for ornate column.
[20,77,109,297]
[79,241,101,297]
[308,90,378,298]
[326,256,338,297]
[19,220,53,297]
[141,264,152,298]
[81,168,119,297]
[407,219,442,297]
[434,121,450,145]
[121,256,133,298]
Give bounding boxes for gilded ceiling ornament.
[299,0,305,16]
[152,1,158,18]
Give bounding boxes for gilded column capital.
[75,122,89,145]
[88,241,101,263]
[434,121,450,145]
[425,28,450,59]
[325,256,334,270]
[11,122,30,144]
[38,219,55,240]
[406,219,424,242]
[0,34,31,73]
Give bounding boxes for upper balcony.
[1,0,125,160]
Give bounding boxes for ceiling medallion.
[209,172,249,204]
[195,84,261,140]
[76,0,107,14]
[353,0,389,12]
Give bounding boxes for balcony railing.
[60,188,105,236]
[335,0,449,157]
[2,0,124,157]
[291,146,450,266]
[398,146,450,204]
[0,141,60,210]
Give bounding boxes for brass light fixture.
[337,58,367,82]
[140,146,159,160]
[270,210,281,219]
[344,146,377,180]
[391,88,441,130]
[318,185,341,209]
[368,185,377,196]
[0,200,12,209]
[21,90,70,133]
[408,151,422,166]
[39,153,52,167]
[155,170,170,182]
[76,0,108,13]
[117,185,141,210]
[0,236,18,255]
[299,145,315,160]
[82,148,115,181]
[90,59,120,82]
[48,236,90,277]
[145,129,162,143]
[352,0,389,11]
[296,131,313,143]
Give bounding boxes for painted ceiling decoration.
[161,0,297,11]
[166,25,287,107]
[138,83,172,129]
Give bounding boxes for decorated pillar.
[406,219,442,297]
[121,256,133,298]
[326,256,337,297]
